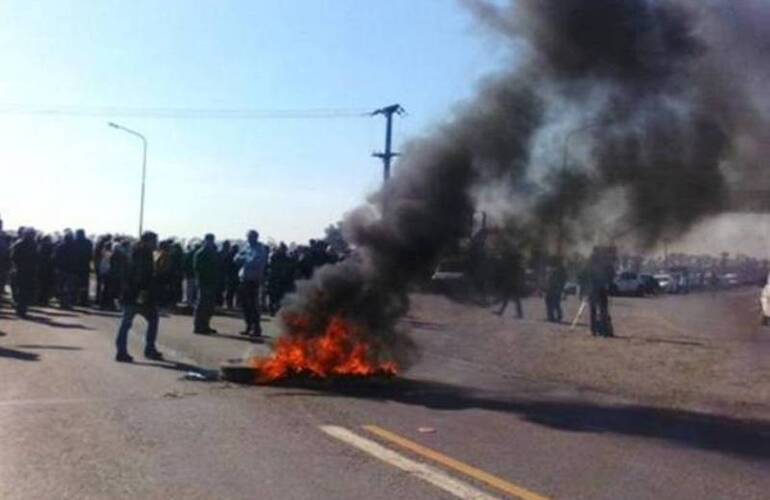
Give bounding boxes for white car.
[723,273,741,288]
[654,273,675,293]
[430,259,468,294]
[612,272,645,296]
[760,273,770,325]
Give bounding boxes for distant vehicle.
[654,273,675,293]
[639,274,660,295]
[430,259,468,294]
[760,273,770,326]
[666,266,692,294]
[689,272,704,290]
[722,273,741,288]
[704,270,721,289]
[563,281,578,295]
[612,271,645,297]
[674,272,689,294]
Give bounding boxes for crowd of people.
[473,230,615,337]
[0,219,342,361]
[0,214,623,361]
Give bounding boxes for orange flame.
[249,315,398,383]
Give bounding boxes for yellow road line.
[363,425,549,500]
[321,425,499,500]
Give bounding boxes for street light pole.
[559,120,616,254]
[108,122,147,238]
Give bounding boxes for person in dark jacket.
[11,228,38,317]
[193,234,219,334]
[95,241,114,310]
[73,229,93,306]
[154,240,174,308]
[0,218,10,304]
[267,242,293,315]
[93,234,112,305]
[183,243,199,311]
[36,235,55,306]
[586,246,616,337]
[216,240,231,307]
[544,257,567,322]
[105,239,130,310]
[169,242,185,308]
[493,244,525,319]
[114,231,163,363]
[54,231,77,309]
[224,244,240,309]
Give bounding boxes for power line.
[0,104,372,120]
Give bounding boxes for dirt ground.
[405,288,770,420]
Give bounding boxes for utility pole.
[372,104,404,182]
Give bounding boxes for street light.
[108,122,147,238]
[557,120,617,254]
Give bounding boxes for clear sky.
[0,0,506,244]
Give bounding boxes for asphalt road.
[0,292,768,499]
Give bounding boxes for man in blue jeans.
[115,231,164,363]
[235,230,268,337]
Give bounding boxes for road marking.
[363,425,549,500]
[320,425,500,500]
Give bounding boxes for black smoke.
[278,0,769,366]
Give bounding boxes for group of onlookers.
[0,222,111,316]
[0,219,343,362]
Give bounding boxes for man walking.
[115,231,164,363]
[193,233,219,334]
[235,230,268,337]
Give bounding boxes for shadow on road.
[73,308,122,318]
[214,332,269,344]
[614,334,706,347]
[15,344,82,351]
[267,377,770,460]
[24,315,94,330]
[26,309,79,318]
[0,345,40,361]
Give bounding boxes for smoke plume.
[278,0,769,367]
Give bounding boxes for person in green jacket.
[193,233,220,334]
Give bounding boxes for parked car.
[654,273,675,293]
[612,272,645,296]
[722,272,741,288]
[639,274,660,295]
[430,259,468,294]
[563,281,578,295]
[689,272,705,290]
[669,266,691,294]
